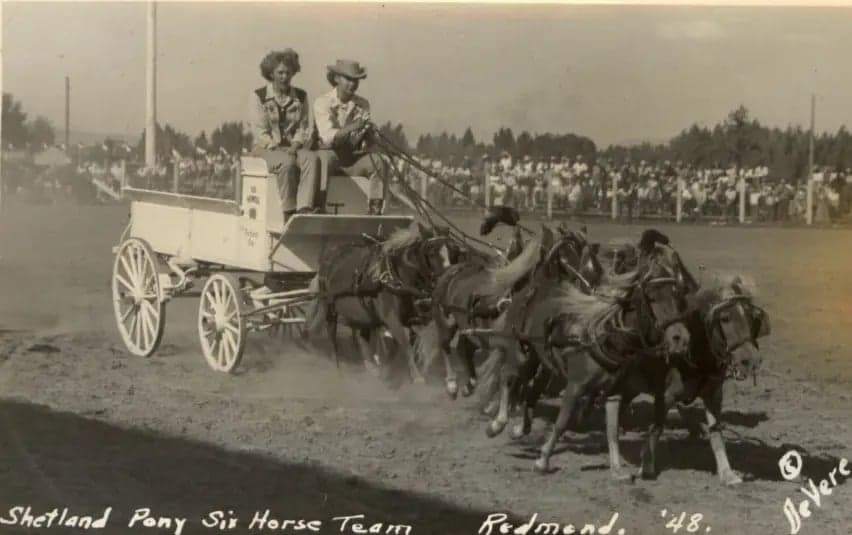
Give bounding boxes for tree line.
[602,106,852,181]
[2,93,58,149]
[4,91,852,182]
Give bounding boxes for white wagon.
[111,157,412,372]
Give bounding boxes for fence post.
[546,184,553,220]
[676,176,683,223]
[611,173,619,220]
[483,172,490,208]
[806,178,814,225]
[120,159,127,193]
[738,177,746,224]
[173,160,179,193]
[420,171,428,203]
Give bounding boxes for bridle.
[704,294,763,380]
[631,259,690,354]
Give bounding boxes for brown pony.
[609,274,769,484]
[480,242,695,477]
[305,221,463,382]
[417,224,599,399]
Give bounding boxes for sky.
[3,3,852,148]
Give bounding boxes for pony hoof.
[461,383,476,397]
[485,422,504,438]
[446,382,459,399]
[364,362,382,378]
[533,459,549,474]
[611,468,634,482]
[639,466,658,481]
[720,471,743,486]
[509,424,527,440]
[412,375,426,385]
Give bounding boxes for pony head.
[633,244,692,356]
[696,274,768,382]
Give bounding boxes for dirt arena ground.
[0,199,850,535]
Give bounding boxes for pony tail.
[476,348,506,408]
[481,238,541,298]
[413,320,443,374]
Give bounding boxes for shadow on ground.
[0,399,505,535]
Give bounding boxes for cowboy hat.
[480,205,521,236]
[326,59,367,85]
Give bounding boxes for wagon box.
[111,156,413,373]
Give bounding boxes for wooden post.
[483,170,490,208]
[173,160,179,193]
[420,171,428,201]
[611,172,618,220]
[806,94,815,225]
[676,176,683,223]
[145,1,157,168]
[64,76,70,151]
[738,177,746,224]
[546,183,553,220]
[234,163,242,203]
[120,159,127,192]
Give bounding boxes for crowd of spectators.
[405,153,852,224]
[8,141,852,226]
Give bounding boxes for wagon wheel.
[112,238,167,357]
[198,273,248,373]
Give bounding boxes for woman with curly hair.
[248,48,319,221]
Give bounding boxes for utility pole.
[806,94,815,225]
[65,76,70,151]
[145,1,157,168]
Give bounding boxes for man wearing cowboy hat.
[313,59,387,215]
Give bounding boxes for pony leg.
[457,335,479,396]
[606,394,632,481]
[386,314,424,384]
[511,357,545,439]
[443,349,459,399]
[535,382,577,473]
[639,391,668,480]
[702,380,742,486]
[485,352,512,438]
[355,329,380,378]
[326,304,341,371]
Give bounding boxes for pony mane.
[546,284,623,339]
[478,238,541,296]
[595,266,640,300]
[381,225,420,254]
[687,273,756,314]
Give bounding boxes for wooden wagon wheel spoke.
[224,322,240,337]
[129,245,144,282]
[203,291,216,311]
[141,299,159,320]
[140,308,152,348]
[133,308,143,346]
[223,330,238,358]
[119,256,137,287]
[119,304,135,324]
[127,309,138,335]
[115,273,135,293]
[212,279,223,307]
[216,338,226,368]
